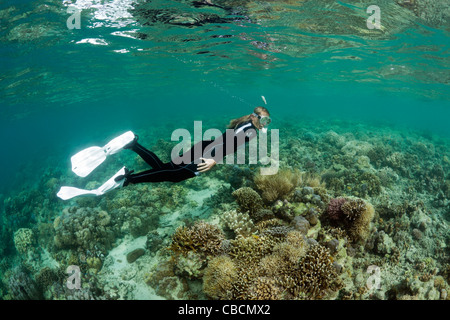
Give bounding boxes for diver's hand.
[197,158,216,172]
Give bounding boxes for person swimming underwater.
[57,106,271,200]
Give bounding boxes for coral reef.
[162,182,345,300]
[222,209,257,238]
[200,228,339,300]
[294,244,338,299]
[203,255,237,300]
[325,197,375,243]
[5,266,42,300]
[254,168,303,203]
[1,116,449,301]
[53,206,117,253]
[168,221,225,257]
[231,187,263,215]
[13,228,35,255]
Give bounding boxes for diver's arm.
[197,158,216,172]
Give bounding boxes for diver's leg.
[128,142,165,169]
[124,162,197,185]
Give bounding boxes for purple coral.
[327,197,347,221]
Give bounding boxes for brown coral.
[348,201,375,242]
[168,221,225,257]
[325,197,375,243]
[53,206,116,253]
[247,277,282,300]
[294,244,337,299]
[272,230,307,264]
[201,227,340,300]
[254,168,303,203]
[341,198,366,221]
[202,255,237,299]
[171,214,341,300]
[232,187,263,215]
[227,235,279,265]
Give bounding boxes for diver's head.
[227,106,271,131]
[250,106,271,133]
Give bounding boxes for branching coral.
[254,168,303,203]
[202,255,237,300]
[345,200,375,242]
[201,227,339,300]
[247,276,282,300]
[341,198,366,221]
[294,244,337,299]
[227,234,279,265]
[222,209,257,238]
[272,230,308,264]
[165,170,351,301]
[168,221,225,257]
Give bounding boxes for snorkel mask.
[252,112,271,133]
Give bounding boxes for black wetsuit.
[125,120,258,185]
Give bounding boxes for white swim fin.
[71,131,135,177]
[57,167,127,200]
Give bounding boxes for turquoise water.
[0,0,449,300]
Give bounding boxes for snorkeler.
[57,107,271,200]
